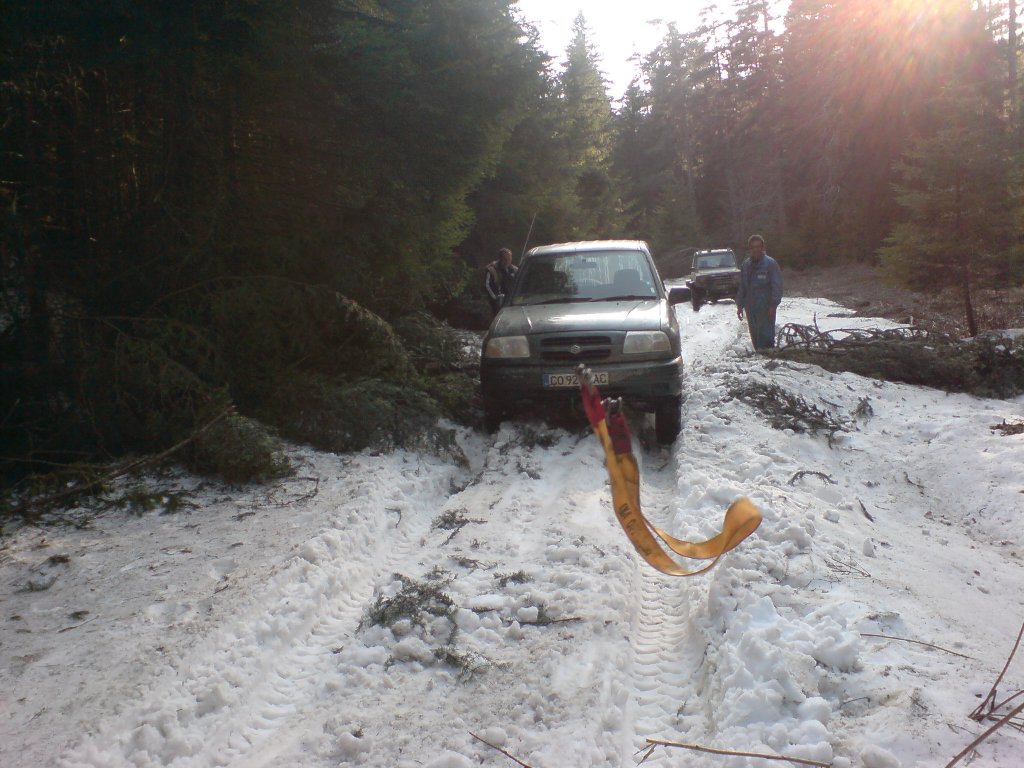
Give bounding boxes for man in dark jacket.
[736,234,783,350]
[485,247,518,315]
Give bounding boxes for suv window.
[511,250,657,305]
[694,251,737,270]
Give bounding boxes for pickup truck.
[686,248,740,311]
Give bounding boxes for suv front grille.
[541,335,612,362]
[707,275,737,290]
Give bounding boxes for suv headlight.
[484,335,530,358]
[623,331,671,354]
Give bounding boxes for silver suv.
[480,240,687,443]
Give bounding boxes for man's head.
[747,235,765,260]
[498,247,513,266]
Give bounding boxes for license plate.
[543,371,608,388]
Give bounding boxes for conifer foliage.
[2,0,1023,496]
[0,1,544,489]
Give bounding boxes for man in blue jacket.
[736,234,783,350]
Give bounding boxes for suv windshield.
[511,250,658,305]
[694,251,737,270]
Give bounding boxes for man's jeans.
[746,305,777,350]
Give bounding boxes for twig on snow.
[837,696,871,709]
[57,616,99,633]
[970,620,1024,722]
[825,556,871,578]
[643,738,833,767]
[516,616,583,627]
[857,498,875,522]
[944,701,1024,768]
[788,470,835,486]
[275,476,320,506]
[904,471,925,491]
[861,633,974,660]
[469,731,539,768]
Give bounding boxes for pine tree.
[880,85,1016,336]
[630,24,711,250]
[557,13,619,238]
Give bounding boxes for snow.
[3,297,1023,768]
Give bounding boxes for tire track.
[61,452,462,767]
[618,449,710,759]
[271,426,639,767]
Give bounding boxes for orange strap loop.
[579,366,762,577]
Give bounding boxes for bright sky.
[514,1,789,99]
[514,1,714,97]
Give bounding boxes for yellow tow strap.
[579,366,762,577]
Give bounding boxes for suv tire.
[690,289,704,312]
[655,398,682,445]
[483,399,504,434]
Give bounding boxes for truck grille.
[541,335,612,362]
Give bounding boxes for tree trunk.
[773,156,787,234]
[953,167,977,337]
[1011,0,1019,142]
[684,156,698,230]
[961,265,977,337]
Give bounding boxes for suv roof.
[527,240,649,256]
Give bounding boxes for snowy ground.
[2,297,1023,768]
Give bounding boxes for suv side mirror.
[668,286,691,304]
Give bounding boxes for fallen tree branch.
[643,738,832,767]
[861,633,974,660]
[4,405,235,518]
[944,701,1024,768]
[469,731,539,768]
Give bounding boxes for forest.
[2,0,1023,495]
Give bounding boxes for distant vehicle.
[686,248,740,312]
[479,240,688,444]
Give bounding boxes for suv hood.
[492,300,668,336]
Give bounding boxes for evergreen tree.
[627,24,712,251]
[713,0,785,244]
[557,13,619,238]
[780,0,991,262]
[0,0,552,482]
[880,85,1015,336]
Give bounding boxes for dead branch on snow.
[860,633,974,660]
[469,731,539,768]
[641,738,832,767]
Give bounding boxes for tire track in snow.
[253,427,632,766]
[616,302,751,758]
[618,449,710,759]
[61,452,462,768]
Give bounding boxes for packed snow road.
[2,297,1023,767]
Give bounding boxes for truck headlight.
[623,331,671,354]
[484,335,530,358]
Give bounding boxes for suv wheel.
[690,289,703,312]
[483,399,504,434]
[655,398,682,445]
